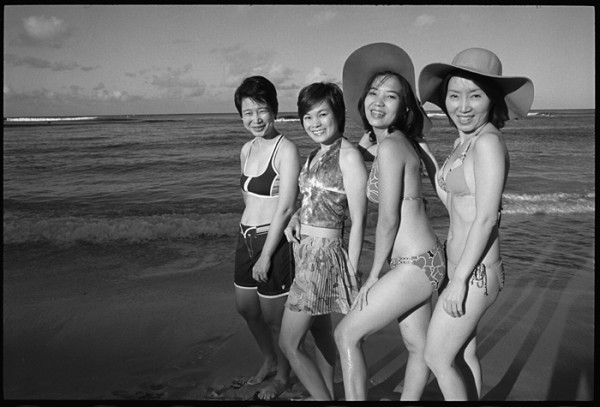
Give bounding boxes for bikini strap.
[269,135,284,168]
[242,138,257,173]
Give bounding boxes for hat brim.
[342,43,432,134]
[418,63,534,119]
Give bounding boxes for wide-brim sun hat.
[342,42,432,134]
[418,47,534,119]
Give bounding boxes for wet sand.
[3,232,594,402]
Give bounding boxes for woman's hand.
[351,277,378,311]
[440,279,467,318]
[252,254,271,283]
[283,215,301,244]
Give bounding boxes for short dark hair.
[297,82,345,134]
[439,70,509,129]
[234,76,278,117]
[357,71,424,140]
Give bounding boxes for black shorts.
[234,224,294,297]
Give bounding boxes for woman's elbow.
[377,214,399,231]
[475,214,499,231]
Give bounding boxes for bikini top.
[366,142,423,204]
[240,135,283,198]
[298,137,347,229]
[437,133,503,226]
[437,137,476,196]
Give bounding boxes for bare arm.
[351,136,405,310]
[339,141,368,274]
[369,137,404,280]
[252,140,301,282]
[414,135,447,205]
[441,133,507,317]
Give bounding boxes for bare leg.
[424,272,500,400]
[462,335,482,399]
[256,295,291,400]
[279,308,333,400]
[398,299,432,400]
[235,287,277,385]
[335,265,432,400]
[309,314,336,399]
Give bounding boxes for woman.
[279,82,367,400]
[334,42,445,401]
[417,48,534,400]
[233,76,300,400]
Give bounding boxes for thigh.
[339,264,432,341]
[259,295,288,326]
[258,237,294,296]
[235,286,260,317]
[398,299,432,348]
[234,232,257,288]
[426,281,496,359]
[280,308,315,347]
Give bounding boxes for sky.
[3,4,595,117]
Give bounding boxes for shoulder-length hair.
[234,76,279,117]
[297,82,345,134]
[358,71,424,140]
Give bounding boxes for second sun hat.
[342,42,432,133]
[418,48,534,119]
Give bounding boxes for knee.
[402,335,426,357]
[333,321,359,352]
[424,345,446,373]
[262,312,283,333]
[423,346,435,370]
[237,306,257,321]
[278,332,296,359]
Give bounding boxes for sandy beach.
[3,212,594,405]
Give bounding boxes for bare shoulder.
[240,139,253,155]
[339,137,362,158]
[339,138,365,171]
[473,130,506,153]
[379,132,413,160]
[278,136,300,157]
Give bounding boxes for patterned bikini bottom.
[389,239,446,293]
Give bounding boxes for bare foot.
[246,360,277,386]
[257,378,289,400]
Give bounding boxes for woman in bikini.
[334,43,445,401]
[417,48,534,400]
[279,82,367,400]
[233,76,300,400]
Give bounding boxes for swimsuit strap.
[243,134,283,174]
[438,136,477,192]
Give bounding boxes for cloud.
[304,67,334,85]
[414,14,435,28]
[212,44,297,89]
[5,53,98,72]
[14,15,73,48]
[146,64,207,99]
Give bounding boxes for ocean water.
[3,110,595,400]
[3,110,595,281]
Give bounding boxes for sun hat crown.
[452,48,503,77]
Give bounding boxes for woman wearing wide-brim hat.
[417,48,534,400]
[334,42,446,401]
